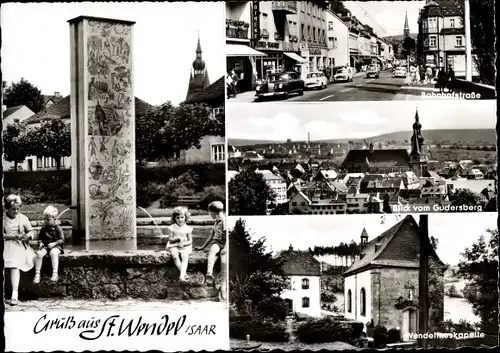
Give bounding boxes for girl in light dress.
[3,194,36,306]
[166,207,193,283]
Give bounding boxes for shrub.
[296,317,363,344]
[255,297,289,321]
[229,315,289,342]
[387,328,401,343]
[373,325,388,348]
[136,182,168,207]
[198,185,225,210]
[159,184,195,208]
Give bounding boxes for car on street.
[333,67,354,82]
[255,71,304,100]
[394,67,407,78]
[366,65,380,78]
[304,71,328,90]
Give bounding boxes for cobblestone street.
[5,298,227,311]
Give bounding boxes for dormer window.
[302,278,309,289]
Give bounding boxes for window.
[211,143,225,163]
[429,36,437,47]
[51,158,56,167]
[428,17,437,32]
[302,278,310,289]
[44,157,50,168]
[455,36,463,47]
[307,25,311,40]
[302,297,310,308]
[450,19,455,28]
[328,21,333,30]
[261,13,268,30]
[347,290,352,312]
[61,157,66,167]
[37,156,42,168]
[360,288,366,316]
[301,23,305,39]
[313,27,316,42]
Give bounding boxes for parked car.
[304,71,328,90]
[255,72,304,100]
[333,68,354,82]
[394,67,407,78]
[366,65,380,78]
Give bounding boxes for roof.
[24,95,154,124]
[42,94,64,107]
[366,177,404,189]
[256,170,285,182]
[277,249,321,276]
[3,105,26,120]
[344,215,444,277]
[343,149,410,167]
[185,76,224,104]
[421,0,464,17]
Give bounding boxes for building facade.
[343,216,445,340]
[278,246,322,317]
[417,0,478,76]
[186,36,210,101]
[256,169,288,204]
[326,11,350,68]
[298,1,329,75]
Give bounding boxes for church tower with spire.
[409,108,428,177]
[186,33,210,101]
[403,11,410,39]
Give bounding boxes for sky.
[228,213,497,265]
[1,2,225,106]
[227,100,496,141]
[343,1,426,37]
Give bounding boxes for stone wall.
[5,250,224,301]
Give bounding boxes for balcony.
[226,19,250,40]
[272,1,297,14]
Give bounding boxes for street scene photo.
[229,213,498,350]
[227,100,496,216]
[2,1,227,319]
[226,0,495,103]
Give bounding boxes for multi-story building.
[348,29,360,68]
[298,1,330,75]
[226,1,267,91]
[326,10,349,69]
[278,245,322,317]
[417,0,478,77]
[256,169,288,204]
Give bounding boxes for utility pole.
[464,0,473,81]
[418,215,429,348]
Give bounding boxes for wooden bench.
[177,195,202,206]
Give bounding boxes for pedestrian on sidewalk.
[3,194,36,306]
[437,68,447,93]
[447,66,455,93]
[425,66,433,84]
[226,72,236,99]
[33,205,65,284]
[419,65,425,84]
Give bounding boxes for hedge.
[230,315,289,342]
[296,317,364,344]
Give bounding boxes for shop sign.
[309,48,322,56]
[282,41,297,51]
[255,41,282,51]
[251,2,260,41]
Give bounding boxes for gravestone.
[69,16,136,241]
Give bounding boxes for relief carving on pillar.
[86,20,135,239]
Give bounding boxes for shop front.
[226,43,266,92]
[253,40,306,80]
[300,44,328,78]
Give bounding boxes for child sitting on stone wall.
[195,201,226,286]
[166,206,193,283]
[34,205,65,283]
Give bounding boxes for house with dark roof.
[343,216,445,340]
[9,95,154,172]
[181,73,224,164]
[277,245,322,317]
[42,91,64,108]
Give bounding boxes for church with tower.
[341,109,428,176]
[186,34,210,101]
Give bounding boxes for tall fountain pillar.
[69,16,137,243]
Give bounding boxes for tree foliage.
[458,228,498,334]
[229,219,288,314]
[4,78,44,113]
[26,118,71,171]
[311,241,360,257]
[228,169,276,215]
[465,0,495,85]
[136,101,224,162]
[2,121,30,172]
[402,37,416,56]
[450,189,487,209]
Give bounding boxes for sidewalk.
[5,298,227,311]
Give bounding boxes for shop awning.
[226,44,267,57]
[283,52,308,63]
[351,55,361,63]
